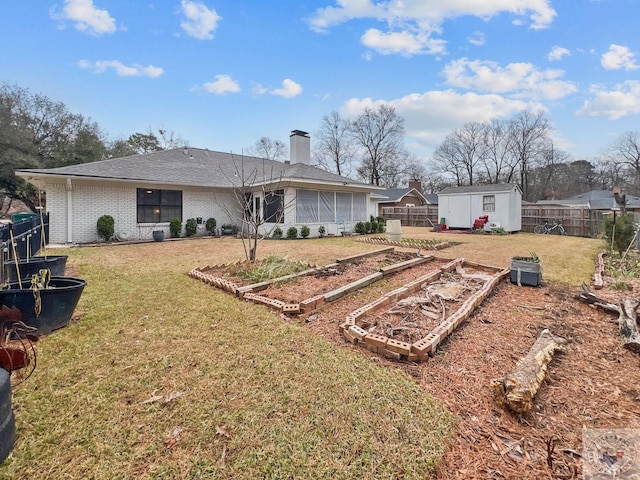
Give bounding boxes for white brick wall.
[45,180,239,244]
[43,179,374,243]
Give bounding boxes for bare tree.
[246,137,287,161]
[479,119,517,184]
[432,122,487,186]
[604,131,640,191]
[313,111,356,177]
[213,155,291,262]
[352,104,405,186]
[508,110,550,201]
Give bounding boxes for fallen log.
[576,284,640,353]
[492,329,568,413]
[592,251,606,290]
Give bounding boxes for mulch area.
[197,251,640,479]
[294,269,640,479]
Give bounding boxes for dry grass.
[2,235,454,480]
[0,229,605,479]
[400,227,602,285]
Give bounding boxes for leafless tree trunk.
[313,111,356,177]
[351,104,405,186]
[213,154,290,263]
[508,110,550,201]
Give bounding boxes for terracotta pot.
[0,343,30,371]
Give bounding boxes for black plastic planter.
[0,277,86,337]
[0,368,15,464]
[3,255,68,282]
[510,258,542,287]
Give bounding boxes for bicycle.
[534,219,566,235]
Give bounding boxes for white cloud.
[468,31,485,46]
[601,44,639,70]
[251,83,268,95]
[442,58,577,100]
[202,74,240,94]
[308,0,556,47]
[180,0,221,40]
[548,46,570,61]
[361,28,446,56]
[270,79,302,98]
[341,90,533,151]
[77,60,163,77]
[50,0,116,35]
[576,81,640,119]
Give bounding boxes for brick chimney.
[408,180,422,193]
[289,130,310,165]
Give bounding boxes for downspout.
[66,177,73,243]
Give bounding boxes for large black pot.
[0,277,86,337]
[3,255,68,282]
[0,368,15,464]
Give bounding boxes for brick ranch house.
[16,130,384,244]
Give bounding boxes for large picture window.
[137,188,182,223]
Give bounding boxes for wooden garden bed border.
[339,258,509,362]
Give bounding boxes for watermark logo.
[583,429,640,479]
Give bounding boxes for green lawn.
[1,237,456,480]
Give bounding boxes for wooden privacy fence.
[381,205,604,237]
[521,205,604,237]
[382,206,439,227]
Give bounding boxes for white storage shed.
[437,183,522,232]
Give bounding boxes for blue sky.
[2,0,639,163]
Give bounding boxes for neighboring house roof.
[438,183,522,195]
[16,148,378,190]
[424,193,438,204]
[536,190,640,209]
[378,187,430,204]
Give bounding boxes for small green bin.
[11,212,37,223]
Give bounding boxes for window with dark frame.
[263,189,284,223]
[482,195,495,212]
[136,188,183,223]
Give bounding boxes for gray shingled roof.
[438,183,521,195]
[536,190,640,209]
[378,187,430,203]
[17,148,374,189]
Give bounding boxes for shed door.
[446,195,472,228]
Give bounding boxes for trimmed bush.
[185,218,197,237]
[318,225,326,237]
[205,217,217,235]
[300,225,310,238]
[355,222,366,235]
[286,226,299,239]
[364,221,372,234]
[272,226,283,239]
[377,221,385,233]
[376,216,384,225]
[370,221,378,233]
[169,217,182,238]
[96,215,115,241]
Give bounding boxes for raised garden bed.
[356,236,456,250]
[340,258,508,361]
